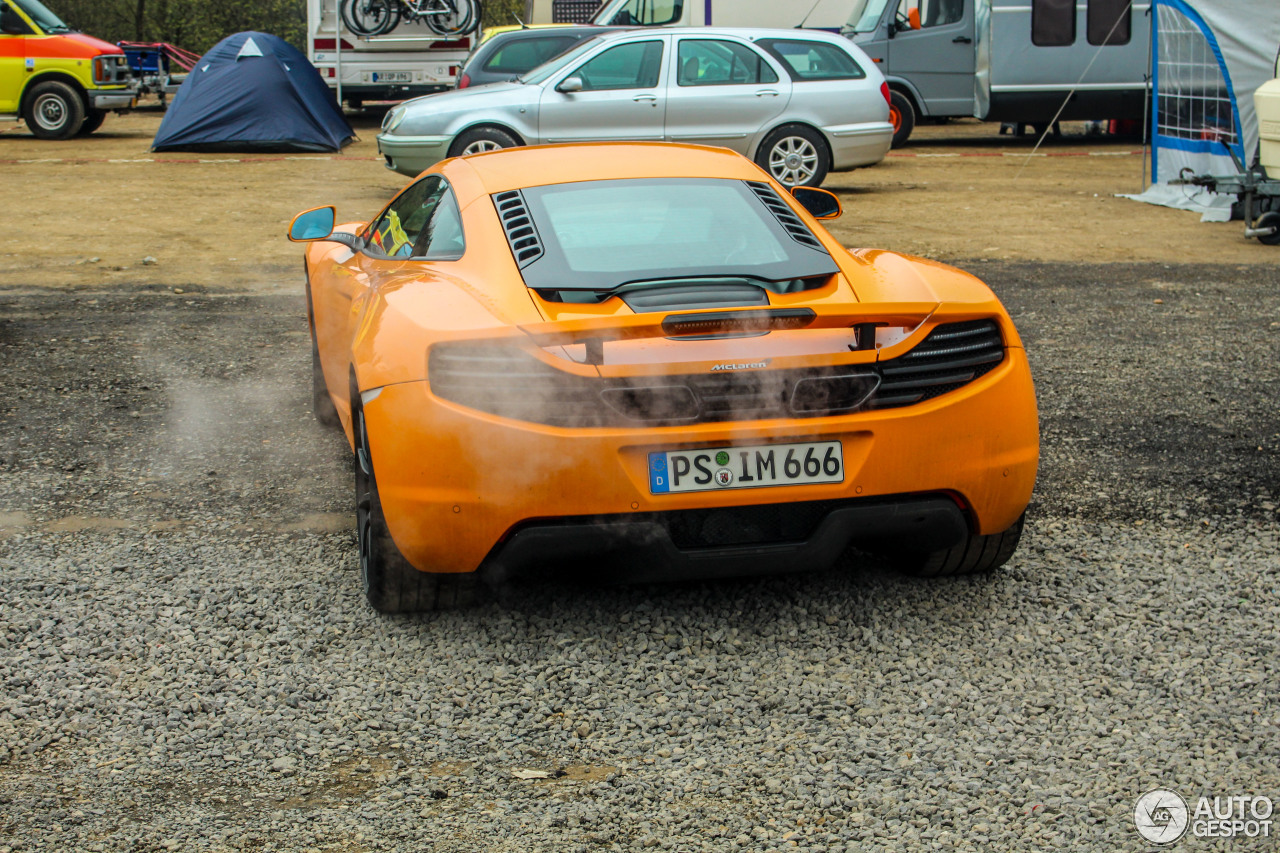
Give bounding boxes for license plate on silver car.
[648,441,843,494]
[372,71,412,83]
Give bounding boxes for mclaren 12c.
[288,142,1038,612]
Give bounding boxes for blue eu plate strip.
[648,452,670,494]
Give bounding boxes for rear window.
[757,39,865,81]
[483,35,582,74]
[506,178,838,293]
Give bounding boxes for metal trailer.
[1172,148,1280,246]
[307,0,476,108]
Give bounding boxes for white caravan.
[307,0,475,108]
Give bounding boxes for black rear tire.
[889,90,915,148]
[891,513,1025,578]
[77,109,107,136]
[23,80,85,140]
[353,395,480,612]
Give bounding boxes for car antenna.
[511,13,529,28]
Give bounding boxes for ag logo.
[714,468,733,487]
[1135,789,1189,845]
[715,451,730,466]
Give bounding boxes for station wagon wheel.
[757,125,829,188]
[23,80,85,140]
[449,126,520,158]
[352,394,480,612]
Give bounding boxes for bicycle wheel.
[423,0,479,35]
[342,0,400,36]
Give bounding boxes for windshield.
[510,178,837,292]
[12,0,70,32]
[520,36,602,84]
[594,0,683,26]
[845,0,893,32]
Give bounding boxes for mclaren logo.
[710,361,769,371]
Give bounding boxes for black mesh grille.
[492,190,543,268]
[746,180,824,250]
[871,320,1005,409]
[429,321,1005,426]
[663,499,842,548]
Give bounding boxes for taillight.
[880,82,891,107]
[429,342,601,425]
[458,73,471,88]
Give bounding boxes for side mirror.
[287,206,362,250]
[556,75,584,93]
[790,187,842,220]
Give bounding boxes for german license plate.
[372,71,412,83]
[648,441,843,494]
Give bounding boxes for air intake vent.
[872,320,1005,409]
[492,190,544,268]
[746,180,824,250]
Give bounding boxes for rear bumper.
[359,346,1038,576]
[480,495,968,586]
[826,121,893,169]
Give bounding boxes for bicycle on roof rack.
[340,0,480,36]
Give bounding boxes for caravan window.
[1087,0,1131,46]
[1031,0,1075,46]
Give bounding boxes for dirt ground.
[1,105,1274,295]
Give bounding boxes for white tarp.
[1127,0,1280,219]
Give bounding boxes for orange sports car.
[289,142,1038,612]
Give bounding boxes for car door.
[0,1,33,114]
[886,0,975,115]
[312,175,463,395]
[537,37,667,143]
[664,36,791,155]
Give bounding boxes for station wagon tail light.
[880,82,891,107]
[458,73,472,88]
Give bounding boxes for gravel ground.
[1,261,1278,851]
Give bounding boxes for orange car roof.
[442,142,767,195]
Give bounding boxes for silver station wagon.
[377,27,893,187]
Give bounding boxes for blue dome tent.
[153,32,353,152]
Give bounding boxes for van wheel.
[449,126,519,158]
[889,90,915,148]
[890,514,1025,578]
[77,109,107,136]
[24,81,85,140]
[353,395,480,613]
[756,125,829,188]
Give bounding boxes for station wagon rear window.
[502,178,838,292]
[757,39,865,81]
